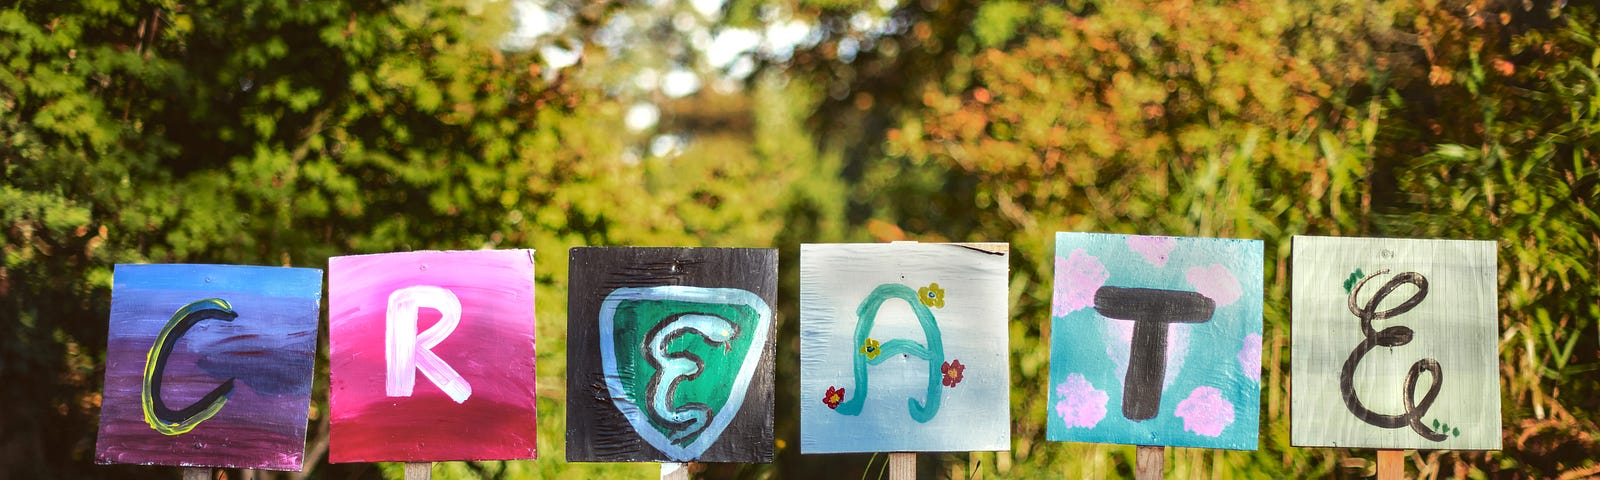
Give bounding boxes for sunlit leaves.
[813,0,1599,477]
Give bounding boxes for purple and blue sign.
[95,264,322,470]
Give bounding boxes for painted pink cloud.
[1126,235,1177,268]
[1053,249,1108,316]
[1185,263,1242,307]
[1238,333,1262,382]
[1054,373,1109,429]
[1174,387,1234,437]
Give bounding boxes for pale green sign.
[1291,236,1501,450]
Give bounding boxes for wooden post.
[1376,450,1404,480]
[403,462,431,480]
[1134,445,1163,480]
[661,462,689,480]
[181,467,210,480]
[888,452,915,480]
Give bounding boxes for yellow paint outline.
[141,298,234,435]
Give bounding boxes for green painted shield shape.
[598,286,771,461]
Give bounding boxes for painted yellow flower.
[918,282,946,309]
[860,338,882,360]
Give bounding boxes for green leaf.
[973,1,1030,49]
[1343,268,1365,293]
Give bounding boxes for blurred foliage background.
[2,0,1596,478]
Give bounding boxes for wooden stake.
[403,462,431,480]
[181,467,210,480]
[1135,445,1163,480]
[661,462,689,480]
[888,452,915,480]
[1376,450,1404,480]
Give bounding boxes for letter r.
[386,285,472,403]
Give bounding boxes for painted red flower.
[941,359,966,387]
[823,386,846,409]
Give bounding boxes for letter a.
[386,285,472,403]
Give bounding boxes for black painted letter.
[1093,286,1216,421]
[1337,270,1447,442]
[141,298,238,435]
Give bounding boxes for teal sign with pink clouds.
[1047,232,1263,450]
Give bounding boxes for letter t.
[1094,286,1215,421]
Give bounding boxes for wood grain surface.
[1291,236,1501,450]
[566,247,778,463]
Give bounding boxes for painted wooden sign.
[328,249,539,462]
[799,243,1011,454]
[95,264,322,471]
[566,247,777,462]
[1290,236,1501,450]
[1046,233,1262,450]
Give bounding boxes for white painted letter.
[386,285,472,403]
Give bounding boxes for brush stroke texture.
[328,250,538,463]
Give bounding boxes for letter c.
[142,298,238,435]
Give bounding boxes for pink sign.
[328,250,538,462]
